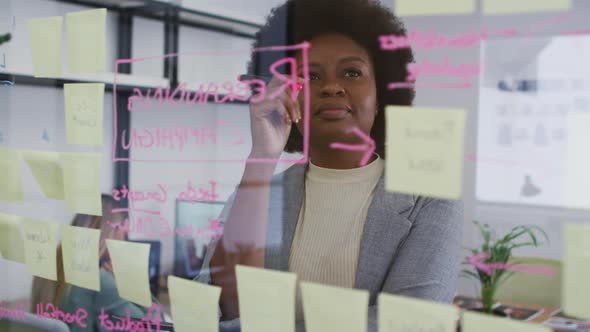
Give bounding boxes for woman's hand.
[248,77,302,160]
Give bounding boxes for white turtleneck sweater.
[288,156,384,319]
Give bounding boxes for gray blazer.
[195,163,464,332]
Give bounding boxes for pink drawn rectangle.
[112,42,311,164]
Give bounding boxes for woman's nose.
[320,81,346,97]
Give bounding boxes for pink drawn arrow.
[329,127,375,166]
[468,252,555,277]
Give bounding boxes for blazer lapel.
[354,175,416,304]
[265,164,306,271]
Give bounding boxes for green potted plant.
[461,220,552,315]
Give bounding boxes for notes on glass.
[66,8,106,74]
[236,265,297,332]
[378,293,459,332]
[61,152,102,216]
[0,147,24,202]
[395,0,475,16]
[168,275,221,332]
[300,281,369,332]
[563,223,590,320]
[22,150,65,200]
[64,83,105,146]
[62,225,100,291]
[22,219,59,281]
[106,239,152,307]
[483,0,571,15]
[0,213,26,263]
[25,16,63,78]
[462,311,552,332]
[385,106,466,200]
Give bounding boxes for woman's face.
[296,33,378,148]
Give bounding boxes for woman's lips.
[316,109,350,120]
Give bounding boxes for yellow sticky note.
[236,265,297,332]
[396,0,475,16]
[462,311,552,332]
[106,239,152,307]
[66,8,106,74]
[64,83,105,146]
[62,225,101,291]
[0,213,26,263]
[22,150,65,200]
[22,219,59,281]
[563,223,590,320]
[25,16,63,78]
[483,0,571,15]
[168,276,221,332]
[385,106,466,199]
[0,148,24,202]
[378,293,459,332]
[61,152,102,216]
[301,281,369,332]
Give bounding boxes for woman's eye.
[344,69,362,78]
[309,73,320,81]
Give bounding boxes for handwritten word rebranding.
[0,301,26,321]
[407,57,480,85]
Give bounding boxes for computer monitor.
[174,199,225,279]
[129,239,161,298]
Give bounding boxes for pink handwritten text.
[0,301,26,321]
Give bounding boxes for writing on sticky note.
[300,281,369,332]
[0,213,26,263]
[385,106,466,200]
[168,275,221,332]
[25,16,63,78]
[106,239,152,307]
[64,83,105,146]
[378,293,459,332]
[61,152,102,216]
[462,311,552,332]
[563,223,590,320]
[23,150,65,200]
[236,265,297,332]
[483,0,571,15]
[62,225,100,291]
[66,8,106,73]
[0,148,24,202]
[22,219,59,281]
[396,0,475,16]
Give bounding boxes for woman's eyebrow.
[338,56,367,64]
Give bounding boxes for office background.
[1,0,589,306]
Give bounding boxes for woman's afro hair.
[247,0,415,158]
